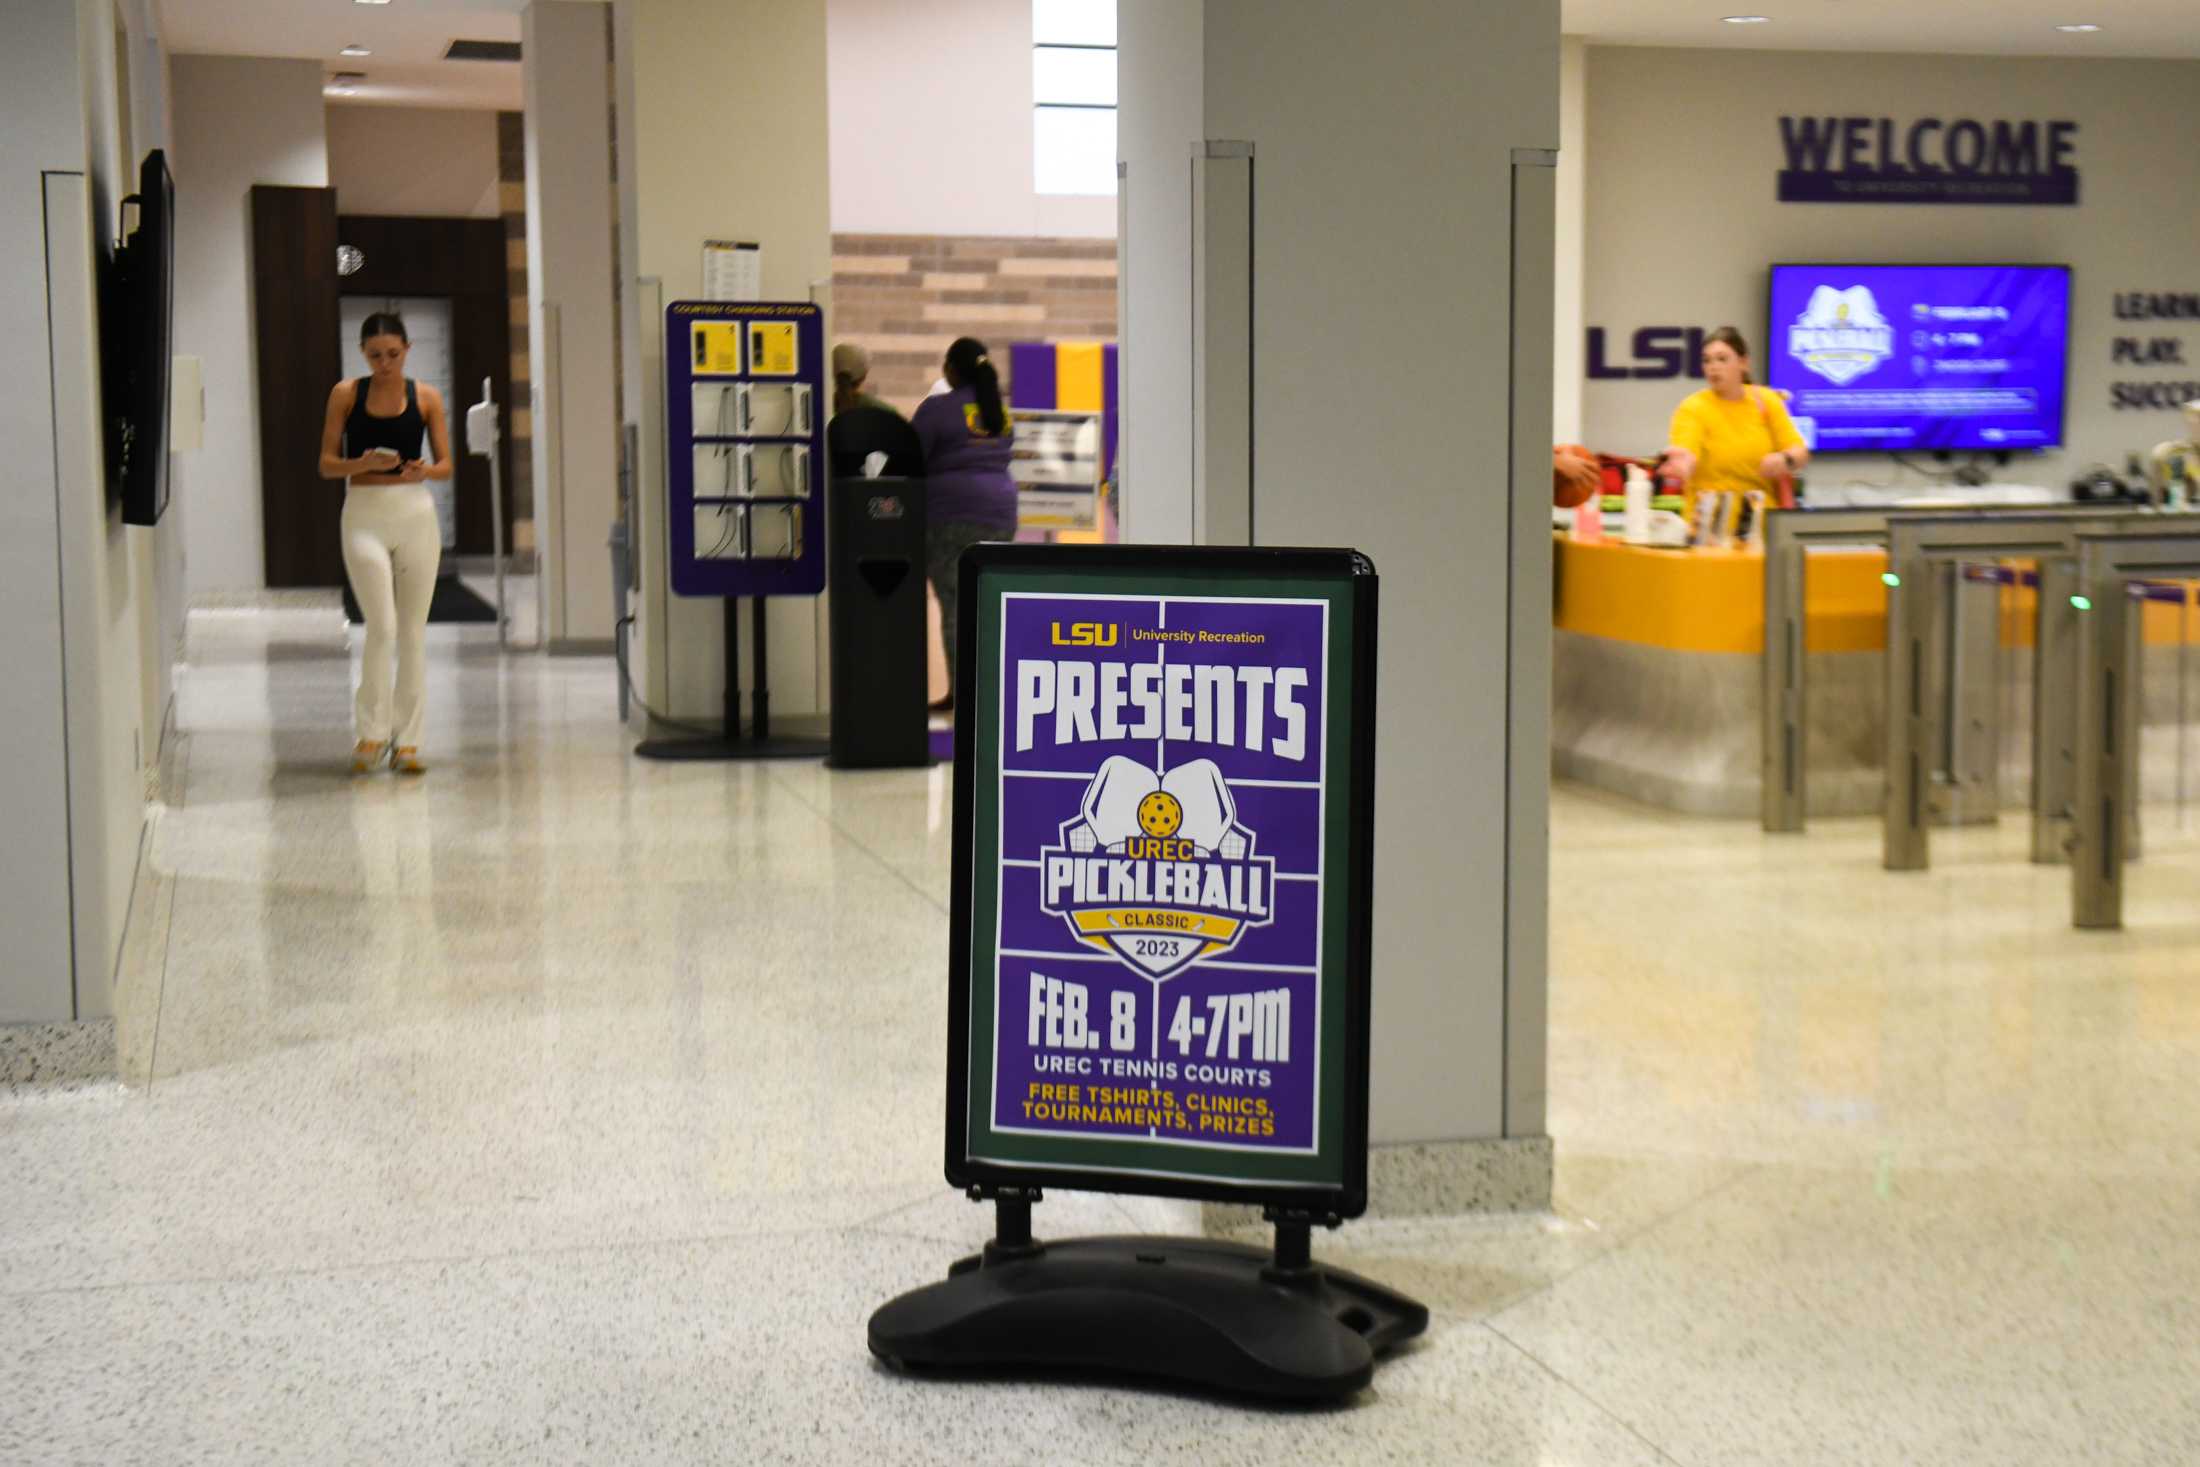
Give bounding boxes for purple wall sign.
[1776,116,2079,206]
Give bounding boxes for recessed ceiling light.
[1723,14,1773,22]
[340,45,371,58]
[353,0,391,8]
[2055,23,2103,32]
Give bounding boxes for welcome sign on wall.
[1778,116,2079,205]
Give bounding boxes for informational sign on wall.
[1008,408,1102,531]
[947,545,1377,1213]
[2108,289,2200,413]
[701,239,760,302]
[664,300,826,598]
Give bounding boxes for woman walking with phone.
[318,311,453,774]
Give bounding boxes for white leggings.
[341,485,441,747]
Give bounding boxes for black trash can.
[828,476,931,767]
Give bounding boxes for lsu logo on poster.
[1040,755,1275,978]
[1051,621,1117,647]
[1787,285,1894,385]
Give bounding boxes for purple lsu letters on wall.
[991,592,1327,1156]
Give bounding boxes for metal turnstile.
[1762,504,2155,839]
[2070,531,2200,929]
[1881,514,2199,870]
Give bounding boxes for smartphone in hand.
[364,447,402,471]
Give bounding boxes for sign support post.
[868,543,1425,1402]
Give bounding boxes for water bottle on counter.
[1623,463,1653,543]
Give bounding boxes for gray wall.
[1121,0,1559,1146]
[0,3,91,1022]
[169,55,329,596]
[327,105,501,220]
[1581,46,2200,485]
[2,0,172,1024]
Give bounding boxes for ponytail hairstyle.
[830,341,870,415]
[946,336,1006,436]
[360,311,410,346]
[1706,325,1753,385]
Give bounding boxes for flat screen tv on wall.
[103,148,174,526]
[1765,263,2071,454]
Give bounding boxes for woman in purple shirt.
[909,337,1018,695]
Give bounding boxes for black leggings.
[926,520,1000,687]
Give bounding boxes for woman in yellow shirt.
[1660,327,1810,497]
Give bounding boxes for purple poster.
[975,589,1334,1183]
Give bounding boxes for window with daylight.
[1033,0,1117,196]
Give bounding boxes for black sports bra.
[344,377,424,464]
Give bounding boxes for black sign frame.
[941,543,1379,1218]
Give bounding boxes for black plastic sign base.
[868,1232,1428,1403]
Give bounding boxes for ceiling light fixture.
[1722,14,1773,23]
[2055,23,2103,33]
[340,45,371,58]
[354,1,392,8]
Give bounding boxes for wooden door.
[251,186,346,587]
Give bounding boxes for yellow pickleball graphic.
[1136,790,1183,839]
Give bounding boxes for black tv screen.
[105,148,173,526]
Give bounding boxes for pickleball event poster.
[963,568,1357,1192]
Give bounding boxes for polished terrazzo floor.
[3,605,2197,1464]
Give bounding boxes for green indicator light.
[2070,595,2093,611]
[1881,572,1901,588]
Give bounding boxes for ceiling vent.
[444,39,522,63]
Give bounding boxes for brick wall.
[497,110,533,558]
[830,234,1116,411]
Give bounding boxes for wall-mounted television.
[1765,263,2070,454]
[103,148,174,526]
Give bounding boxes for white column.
[1114,1,1201,544]
[617,0,834,726]
[1119,0,1559,1183]
[525,1,622,654]
[1553,35,1588,445]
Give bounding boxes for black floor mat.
[342,576,499,625]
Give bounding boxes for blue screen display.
[1766,264,2070,453]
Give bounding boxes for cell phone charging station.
[639,300,830,760]
[867,544,1426,1402]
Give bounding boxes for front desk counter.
[1552,535,1887,817]
[1551,533,2196,818]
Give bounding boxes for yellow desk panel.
[1554,535,2200,655]
[1553,536,1887,655]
